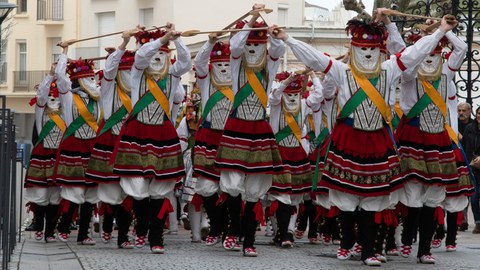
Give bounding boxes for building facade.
[1,0,352,144]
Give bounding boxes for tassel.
[269,201,279,217]
[327,206,339,218]
[434,207,445,225]
[59,199,70,214]
[298,203,306,216]
[374,212,382,225]
[313,205,327,223]
[253,201,264,224]
[457,211,464,226]
[25,202,34,213]
[216,193,228,206]
[157,198,174,220]
[121,196,134,214]
[98,203,113,216]
[191,194,203,212]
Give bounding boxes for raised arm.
[36,65,56,107]
[194,37,215,78]
[170,37,192,77]
[444,31,467,81]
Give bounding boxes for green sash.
[62,98,96,141]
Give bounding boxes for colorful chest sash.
[275,111,302,144]
[233,68,268,110]
[98,85,132,136]
[63,94,98,141]
[407,78,458,145]
[35,112,66,147]
[131,76,169,119]
[201,85,234,126]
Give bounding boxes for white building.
[1,0,353,144]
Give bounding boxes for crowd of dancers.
[23,4,475,266]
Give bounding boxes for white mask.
[282,92,301,114]
[117,70,132,94]
[352,46,380,71]
[78,76,100,100]
[149,51,167,72]
[211,61,231,85]
[47,96,60,111]
[419,54,441,75]
[244,43,266,66]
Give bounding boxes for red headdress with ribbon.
[276,71,304,93]
[235,20,268,44]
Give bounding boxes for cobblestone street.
[10,224,480,270]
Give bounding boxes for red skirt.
[55,136,97,187]
[271,145,312,195]
[85,121,119,183]
[215,118,282,174]
[396,117,459,186]
[446,145,475,197]
[113,118,185,183]
[25,144,58,188]
[319,120,402,197]
[193,127,223,182]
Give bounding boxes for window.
[37,0,63,21]
[50,37,61,63]
[278,5,288,25]
[139,8,153,28]
[0,41,7,84]
[96,12,115,65]
[18,42,27,81]
[17,0,27,13]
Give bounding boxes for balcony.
[13,70,49,93]
[37,0,63,24]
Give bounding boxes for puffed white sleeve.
[170,38,192,77]
[194,41,214,78]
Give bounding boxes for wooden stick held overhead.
[64,26,166,45]
[181,26,285,37]
[382,9,442,21]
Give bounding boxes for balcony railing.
[37,0,63,21]
[13,70,49,93]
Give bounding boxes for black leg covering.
[417,205,436,257]
[33,204,46,232]
[296,203,308,232]
[339,210,356,250]
[242,201,257,249]
[102,203,115,234]
[44,204,60,238]
[385,225,397,251]
[133,198,149,237]
[446,211,458,246]
[275,201,292,242]
[358,210,377,260]
[148,198,166,247]
[305,200,318,238]
[401,207,420,246]
[375,222,387,254]
[226,194,242,237]
[77,202,94,242]
[202,193,225,237]
[116,205,133,245]
[57,202,78,234]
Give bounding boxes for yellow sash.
[117,85,132,113]
[218,86,234,103]
[394,102,403,118]
[146,76,171,120]
[308,114,315,131]
[349,65,392,129]
[72,93,99,132]
[48,112,66,133]
[284,111,303,144]
[420,78,458,145]
[245,68,268,109]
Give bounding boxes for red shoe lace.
[337,248,350,257]
[136,236,145,245]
